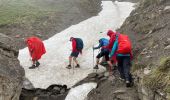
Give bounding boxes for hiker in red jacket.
[66,37,84,69]
[26,37,46,69]
[109,32,133,87]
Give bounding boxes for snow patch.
[65,83,97,100]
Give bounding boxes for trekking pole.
[93,46,94,68]
[72,58,75,74]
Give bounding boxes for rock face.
[20,84,69,100]
[0,33,24,100]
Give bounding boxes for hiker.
[26,36,46,69]
[109,32,133,87]
[97,30,118,74]
[93,38,110,69]
[66,37,84,69]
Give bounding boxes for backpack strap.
[115,32,120,41]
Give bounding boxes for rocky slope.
[118,0,170,99]
[88,0,170,100]
[0,33,24,100]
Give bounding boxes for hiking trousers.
[117,56,132,82]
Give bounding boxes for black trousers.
[117,56,132,82]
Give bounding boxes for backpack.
[100,38,109,46]
[75,38,84,51]
[117,34,132,54]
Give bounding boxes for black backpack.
[75,38,84,51]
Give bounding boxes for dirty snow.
[65,83,97,100]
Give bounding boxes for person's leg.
[94,51,104,69]
[35,60,40,67]
[72,52,80,68]
[117,56,125,80]
[29,59,37,69]
[66,52,74,69]
[122,56,131,87]
[69,56,72,65]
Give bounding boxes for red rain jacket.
[106,30,116,51]
[26,37,46,61]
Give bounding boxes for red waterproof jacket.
[26,37,46,61]
[106,30,116,51]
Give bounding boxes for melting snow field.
[18,1,134,89]
[65,83,97,100]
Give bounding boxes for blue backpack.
[75,38,84,50]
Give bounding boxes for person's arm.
[106,35,116,50]
[93,42,102,50]
[109,39,118,58]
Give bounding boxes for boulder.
[0,33,24,100]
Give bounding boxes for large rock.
[0,33,24,100]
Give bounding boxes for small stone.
[153,44,158,49]
[164,45,170,50]
[108,75,115,81]
[167,38,170,43]
[104,72,109,77]
[97,73,104,79]
[113,88,126,94]
[90,78,96,81]
[88,73,98,78]
[53,86,60,91]
[60,88,66,94]
[164,6,170,10]
[144,68,151,75]
[145,55,152,58]
[15,35,20,38]
[36,34,42,37]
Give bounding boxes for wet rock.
[153,44,158,49]
[0,33,25,100]
[23,77,34,89]
[88,73,98,78]
[20,84,69,100]
[164,45,170,50]
[164,6,170,11]
[143,68,151,75]
[113,88,127,94]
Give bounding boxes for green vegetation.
[0,0,68,25]
[143,57,170,94]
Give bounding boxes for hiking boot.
[29,64,37,69]
[93,65,99,69]
[66,65,72,69]
[126,81,131,88]
[36,61,40,67]
[75,64,80,68]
